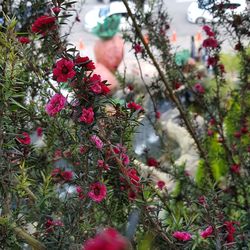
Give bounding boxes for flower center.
[62,66,69,74]
[94,187,100,196]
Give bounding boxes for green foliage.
[207,135,228,182]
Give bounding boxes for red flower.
[173,231,192,241]
[18,36,31,44]
[90,135,103,150]
[202,37,218,48]
[52,7,61,15]
[207,56,218,66]
[134,43,143,54]
[76,186,85,200]
[97,160,110,170]
[241,126,248,134]
[83,228,127,250]
[16,132,31,145]
[202,25,215,37]
[53,58,76,83]
[234,131,241,138]
[194,83,205,94]
[174,82,182,90]
[224,221,238,243]
[207,129,214,136]
[147,157,159,167]
[88,182,107,202]
[157,180,165,190]
[121,153,130,165]
[61,170,73,181]
[200,226,213,239]
[198,195,206,205]
[128,189,137,200]
[45,219,64,232]
[126,168,140,188]
[36,127,43,137]
[88,74,110,95]
[45,93,67,117]
[155,111,161,119]
[127,102,143,111]
[230,164,240,174]
[31,15,56,36]
[75,56,95,70]
[51,168,61,177]
[79,107,94,124]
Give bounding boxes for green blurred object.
[92,15,121,39]
[175,49,190,66]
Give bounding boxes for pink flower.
[200,226,213,239]
[157,180,165,190]
[16,132,31,145]
[53,58,76,83]
[88,182,107,202]
[36,127,43,137]
[127,102,143,111]
[83,228,127,250]
[31,15,56,36]
[45,93,66,117]
[173,231,192,241]
[18,36,31,44]
[207,129,214,136]
[194,83,205,94]
[202,37,218,48]
[79,107,94,124]
[147,157,159,167]
[90,135,103,150]
[75,56,95,70]
[61,171,73,181]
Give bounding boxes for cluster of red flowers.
[224,221,239,243]
[202,26,218,48]
[83,228,127,250]
[173,226,213,242]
